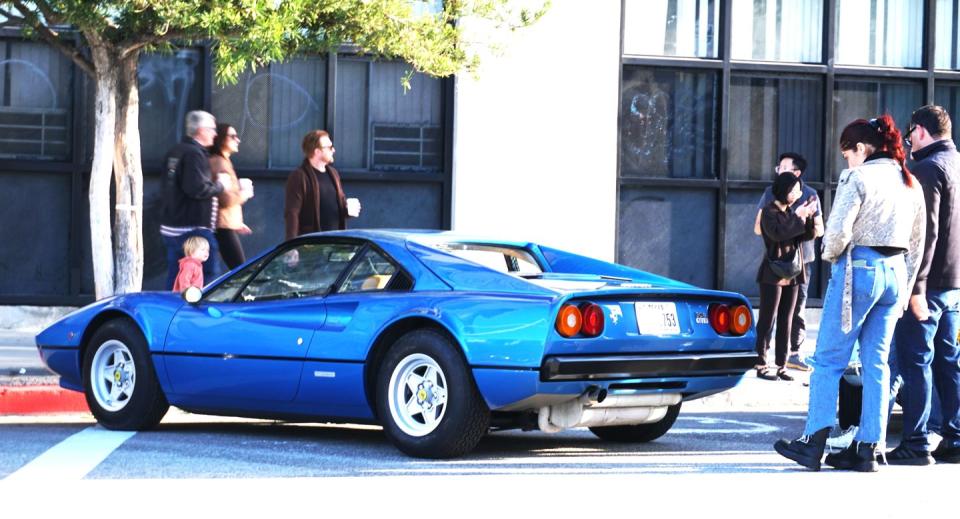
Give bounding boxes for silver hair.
[184,110,215,137]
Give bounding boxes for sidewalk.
[0,307,822,415]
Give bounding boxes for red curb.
[0,385,89,414]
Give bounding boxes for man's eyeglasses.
[320,144,335,150]
[773,166,798,174]
[903,125,917,148]
[227,134,241,142]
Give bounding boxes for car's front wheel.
[82,319,169,430]
[376,329,489,458]
[588,402,681,442]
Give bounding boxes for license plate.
[635,302,681,335]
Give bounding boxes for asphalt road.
[0,410,955,517]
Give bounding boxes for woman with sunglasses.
[209,123,253,270]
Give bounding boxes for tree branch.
[11,0,95,77]
[32,0,64,26]
[120,30,189,60]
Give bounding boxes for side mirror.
[182,286,203,304]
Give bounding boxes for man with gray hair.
[160,110,226,289]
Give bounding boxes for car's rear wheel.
[588,402,681,442]
[82,319,169,430]
[376,329,489,458]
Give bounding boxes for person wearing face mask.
[754,173,817,382]
[774,114,926,472]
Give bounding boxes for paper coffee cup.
[239,178,253,198]
[346,197,361,217]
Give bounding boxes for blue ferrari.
[36,230,756,458]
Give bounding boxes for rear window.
[435,243,543,275]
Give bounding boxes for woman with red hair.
[774,114,926,472]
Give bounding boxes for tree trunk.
[112,52,144,295]
[87,36,118,300]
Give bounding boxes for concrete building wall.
[452,1,621,260]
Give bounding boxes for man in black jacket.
[883,105,960,465]
[160,110,225,290]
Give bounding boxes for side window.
[203,257,266,303]
[236,242,361,302]
[338,248,400,293]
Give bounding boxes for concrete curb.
[0,385,89,415]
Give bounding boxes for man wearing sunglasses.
[883,105,960,465]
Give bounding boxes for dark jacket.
[160,137,223,229]
[757,202,816,285]
[910,139,960,294]
[284,160,347,240]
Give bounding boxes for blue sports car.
[36,230,756,458]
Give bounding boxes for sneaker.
[786,354,812,372]
[879,444,935,466]
[825,425,858,453]
[931,441,960,464]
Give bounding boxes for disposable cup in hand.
[217,173,230,189]
[239,178,254,198]
[346,197,361,217]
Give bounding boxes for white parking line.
[5,426,135,480]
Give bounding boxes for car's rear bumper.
[540,351,757,381]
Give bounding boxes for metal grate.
[0,107,70,159]
[370,124,441,171]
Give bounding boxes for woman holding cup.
[209,123,253,270]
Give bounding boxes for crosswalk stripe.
[5,426,135,480]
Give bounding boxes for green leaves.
[1,0,548,84]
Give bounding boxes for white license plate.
[635,302,681,335]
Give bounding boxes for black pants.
[762,262,809,354]
[755,282,799,368]
[216,228,246,271]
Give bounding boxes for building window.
[730,0,823,63]
[834,0,924,68]
[832,79,923,176]
[139,49,204,166]
[935,83,960,143]
[0,41,73,160]
[211,56,328,170]
[620,67,717,178]
[728,75,824,181]
[622,0,720,58]
[335,59,443,173]
[935,0,960,69]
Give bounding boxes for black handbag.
[768,247,802,280]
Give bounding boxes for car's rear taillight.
[579,303,605,337]
[730,305,752,336]
[556,304,583,337]
[708,303,730,334]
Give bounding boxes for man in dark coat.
[883,104,960,465]
[160,110,225,289]
[284,130,361,240]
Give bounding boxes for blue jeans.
[894,287,960,450]
[804,247,906,444]
[888,339,942,433]
[161,228,220,290]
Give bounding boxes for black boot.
[773,427,831,471]
[825,440,879,472]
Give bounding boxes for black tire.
[589,402,682,443]
[82,319,169,430]
[375,329,490,458]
